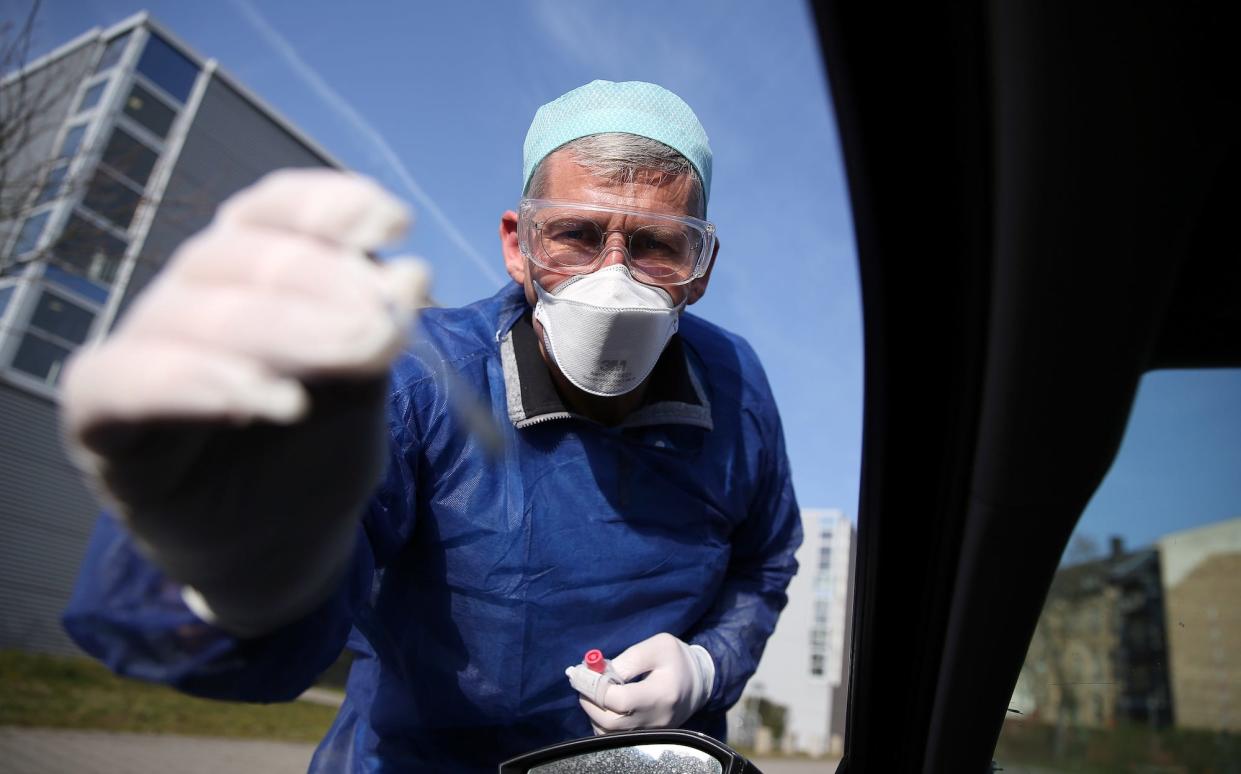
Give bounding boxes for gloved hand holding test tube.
[566,634,715,733]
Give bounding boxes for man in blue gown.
[61,80,802,772]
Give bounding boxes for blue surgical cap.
[522,80,713,205]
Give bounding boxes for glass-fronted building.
[0,12,337,393]
[0,13,338,653]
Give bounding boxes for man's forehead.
[539,152,700,216]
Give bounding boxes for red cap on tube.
[584,649,605,673]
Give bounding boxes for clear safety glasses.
[518,198,716,287]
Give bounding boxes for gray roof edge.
[139,13,345,170]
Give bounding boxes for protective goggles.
[518,198,716,286]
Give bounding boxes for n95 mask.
[533,265,685,397]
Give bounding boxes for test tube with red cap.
[583,648,622,682]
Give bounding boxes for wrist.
[687,642,716,710]
[179,524,359,638]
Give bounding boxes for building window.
[30,291,95,345]
[12,212,51,256]
[94,32,132,74]
[11,332,71,384]
[136,33,199,103]
[82,169,143,230]
[810,654,825,677]
[100,127,158,187]
[59,123,87,159]
[44,263,108,305]
[52,214,127,284]
[77,80,107,112]
[12,211,51,257]
[34,164,69,206]
[122,83,176,139]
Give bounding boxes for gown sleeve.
[688,368,804,712]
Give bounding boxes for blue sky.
[24,1,1240,549]
[1080,369,1241,551]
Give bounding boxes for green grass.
[994,718,1241,773]
[0,650,339,742]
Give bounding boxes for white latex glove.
[567,633,716,734]
[60,169,429,636]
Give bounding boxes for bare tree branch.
[1,0,92,237]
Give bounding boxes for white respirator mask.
[533,264,686,397]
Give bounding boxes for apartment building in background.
[1159,516,1241,732]
[1010,538,1173,730]
[1009,516,1241,735]
[729,508,856,757]
[0,12,337,654]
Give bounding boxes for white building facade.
[729,508,856,757]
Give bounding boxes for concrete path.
[0,727,315,774]
[297,687,345,707]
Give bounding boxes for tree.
[1064,533,1102,566]
[1,0,83,233]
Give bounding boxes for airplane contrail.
[226,0,505,286]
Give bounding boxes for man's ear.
[686,237,719,305]
[500,210,526,284]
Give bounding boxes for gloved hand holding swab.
[60,169,431,636]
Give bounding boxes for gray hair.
[526,132,706,217]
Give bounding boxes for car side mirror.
[498,728,764,774]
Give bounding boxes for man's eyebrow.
[543,204,690,227]
[547,210,635,227]
[545,212,611,228]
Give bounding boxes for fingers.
[565,664,612,708]
[134,194,431,375]
[166,227,384,300]
[61,340,309,436]
[579,697,640,733]
[62,169,426,442]
[594,676,664,717]
[378,257,432,316]
[123,279,405,377]
[608,632,677,683]
[575,677,674,732]
[164,228,429,317]
[215,169,411,250]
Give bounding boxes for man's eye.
[545,220,599,244]
[634,227,688,257]
[634,234,672,253]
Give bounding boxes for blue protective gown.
[64,283,802,772]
